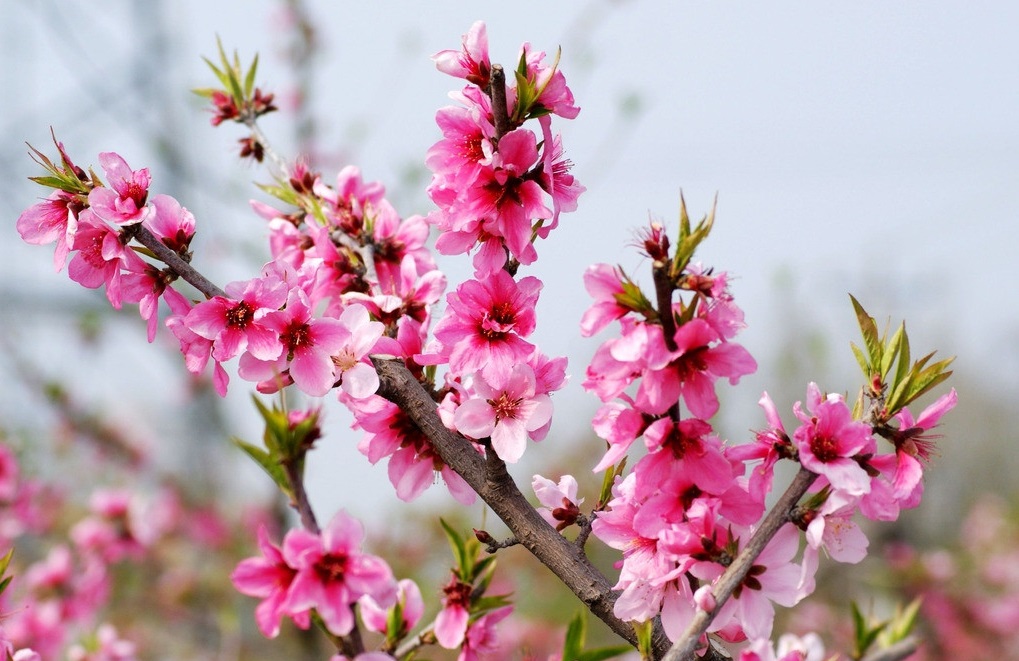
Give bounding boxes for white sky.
[2,0,1017,521]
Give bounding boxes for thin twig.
[489,64,510,141]
[662,468,818,661]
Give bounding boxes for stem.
[489,64,510,141]
[131,225,227,299]
[282,458,320,535]
[373,358,672,657]
[243,115,291,179]
[662,468,818,661]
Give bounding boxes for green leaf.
[850,295,882,374]
[0,548,13,577]
[231,437,288,495]
[439,519,470,580]
[880,322,905,380]
[885,598,922,644]
[850,342,870,376]
[894,326,912,392]
[244,53,259,97]
[562,611,586,661]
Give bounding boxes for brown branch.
[662,468,818,661]
[489,64,510,141]
[281,458,320,535]
[372,357,672,657]
[131,225,227,299]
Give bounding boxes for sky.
[1,0,1017,524]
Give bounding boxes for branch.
[131,225,227,299]
[662,467,818,661]
[489,64,510,141]
[372,358,673,657]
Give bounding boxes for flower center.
[225,301,254,329]
[315,552,349,583]
[810,431,840,463]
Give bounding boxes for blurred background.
[1,0,1017,658]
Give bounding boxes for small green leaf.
[439,519,470,580]
[894,326,912,392]
[850,342,870,376]
[231,437,288,494]
[880,322,905,380]
[244,53,259,97]
[850,295,882,374]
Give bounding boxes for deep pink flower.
[231,525,309,638]
[433,271,541,381]
[518,43,580,120]
[426,98,495,190]
[433,20,491,88]
[164,294,229,396]
[142,193,195,253]
[536,115,584,235]
[185,271,288,362]
[591,398,649,472]
[454,364,553,463]
[792,383,875,498]
[313,165,385,237]
[67,210,147,309]
[282,511,397,636]
[87,152,153,226]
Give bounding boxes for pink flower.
[433,271,541,381]
[433,20,491,88]
[282,511,397,636]
[240,287,349,397]
[886,388,957,499]
[434,576,472,649]
[165,295,229,396]
[458,605,513,661]
[185,271,289,362]
[16,190,81,271]
[359,578,423,635]
[87,152,154,226]
[454,364,553,463]
[579,264,630,337]
[231,525,308,638]
[66,624,137,661]
[792,383,875,498]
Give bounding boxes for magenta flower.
[434,575,472,649]
[792,383,875,498]
[87,152,154,226]
[185,271,289,363]
[432,20,491,88]
[231,525,309,638]
[282,511,397,637]
[433,271,541,382]
[454,364,553,463]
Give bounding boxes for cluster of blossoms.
[575,219,957,652]
[14,18,958,661]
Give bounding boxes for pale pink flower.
[66,623,137,661]
[164,294,229,396]
[282,510,397,636]
[331,304,386,399]
[793,383,875,498]
[454,364,553,463]
[591,398,648,472]
[231,525,308,638]
[532,474,583,530]
[458,605,513,661]
[433,20,491,88]
[87,152,154,226]
[886,388,957,499]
